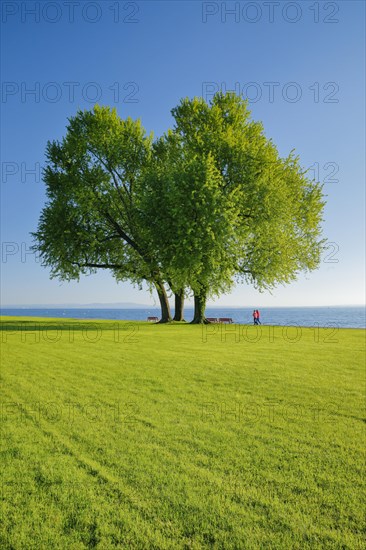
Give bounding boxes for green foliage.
[33,94,326,310]
[33,105,155,285]
[141,150,237,299]
[168,93,325,293]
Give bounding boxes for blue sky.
[1,0,365,306]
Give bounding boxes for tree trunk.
[155,280,172,323]
[173,290,185,321]
[190,289,209,324]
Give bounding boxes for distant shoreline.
[1,305,365,310]
[1,313,365,331]
[1,306,365,330]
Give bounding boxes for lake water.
[1,307,365,329]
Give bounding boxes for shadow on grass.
[0,320,136,332]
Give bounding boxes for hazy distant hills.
[1,303,155,309]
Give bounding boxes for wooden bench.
[206,317,219,323]
[147,316,159,322]
[219,317,233,324]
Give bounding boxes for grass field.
[0,317,365,549]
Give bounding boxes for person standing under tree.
[256,310,261,325]
[253,310,258,325]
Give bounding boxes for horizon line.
[1,304,365,309]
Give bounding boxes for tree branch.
[74,261,125,269]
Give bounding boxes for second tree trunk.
[173,290,185,321]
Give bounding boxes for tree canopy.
[33,93,325,323]
[140,93,325,321]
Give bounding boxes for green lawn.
[0,317,365,549]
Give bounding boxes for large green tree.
[33,105,173,322]
[34,95,325,324]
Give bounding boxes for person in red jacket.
[253,310,258,325]
[256,310,261,325]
